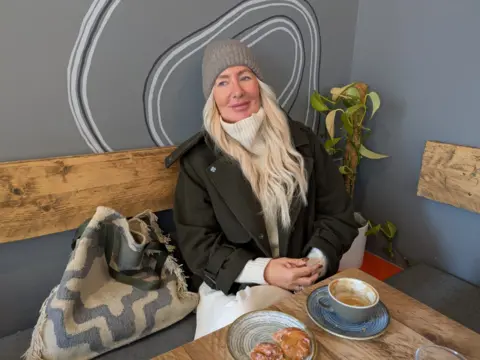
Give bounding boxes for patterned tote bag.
[24,206,198,360]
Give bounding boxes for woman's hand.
[264,258,323,291]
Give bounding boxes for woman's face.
[212,65,261,123]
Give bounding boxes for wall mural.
[68,0,321,153]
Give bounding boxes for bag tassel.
[23,285,59,360]
[141,211,191,297]
[163,255,189,297]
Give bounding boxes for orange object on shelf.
[360,251,403,280]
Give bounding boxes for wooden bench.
[1,146,478,359]
[0,147,198,359]
[0,147,178,244]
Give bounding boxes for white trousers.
[194,282,292,339]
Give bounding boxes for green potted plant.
[310,82,399,266]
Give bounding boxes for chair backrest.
[0,146,178,244]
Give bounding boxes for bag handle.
[72,220,89,250]
[72,219,167,291]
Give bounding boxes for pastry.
[250,342,285,360]
[272,327,311,360]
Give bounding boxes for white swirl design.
[68,0,121,152]
[68,0,320,151]
[240,19,304,106]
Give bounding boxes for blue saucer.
[306,285,390,340]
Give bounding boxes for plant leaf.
[345,104,366,118]
[366,91,381,119]
[345,86,360,99]
[324,137,341,155]
[320,94,337,105]
[339,165,354,175]
[343,87,361,107]
[340,113,353,136]
[310,92,329,112]
[324,137,341,149]
[325,109,343,138]
[365,223,381,236]
[345,104,366,128]
[330,83,356,101]
[381,221,397,239]
[359,144,389,159]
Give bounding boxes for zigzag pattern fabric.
[24,207,198,360]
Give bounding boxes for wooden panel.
[0,147,177,243]
[417,141,480,214]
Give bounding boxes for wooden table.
[153,269,480,360]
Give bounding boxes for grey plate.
[307,285,390,340]
[227,310,317,360]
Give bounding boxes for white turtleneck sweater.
[220,109,328,285]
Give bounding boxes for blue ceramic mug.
[318,278,379,323]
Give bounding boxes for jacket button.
[210,166,216,173]
[258,234,264,240]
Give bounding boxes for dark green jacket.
[165,119,358,295]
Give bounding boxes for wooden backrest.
[417,141,480,214]
[0,147,178,244]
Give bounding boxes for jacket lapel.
[205,156,272,257]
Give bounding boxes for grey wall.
[352,0,480,285]
[0,0,359,337]
[0,0,358,162]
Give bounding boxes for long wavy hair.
[203,79,308,229]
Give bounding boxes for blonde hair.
[203,80,308,229]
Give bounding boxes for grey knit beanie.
[202,39,263,99]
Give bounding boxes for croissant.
[250,342,285,360]
[272,327,311,360]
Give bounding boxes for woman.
[166,39,358,339]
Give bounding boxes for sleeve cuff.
[235,257,272,284]
[307,248,328,277]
